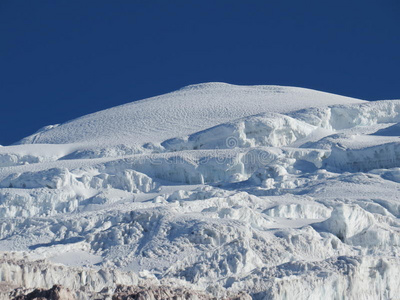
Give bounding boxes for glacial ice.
[1,83,400,299]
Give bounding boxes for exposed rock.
[12,285,74,300]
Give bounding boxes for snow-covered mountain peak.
[17,83,364,147]
[2,83,400,299]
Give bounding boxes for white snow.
[1,82,400,299]
[18,83,364,148]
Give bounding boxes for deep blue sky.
[1,0,399,145]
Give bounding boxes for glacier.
[1,83,400,299]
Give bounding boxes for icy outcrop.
[264,202,331,219]
[325,141,400,172]
[0,166,157,218]
[0,167,157,193]
[0,252,139,300]
[102,147,327,185]
[315,204,376,242]
[315,204,400,249]
[0,188,78,218]
[0,153,42,168]
[162,113,316,151]
[233,256,400,300]
[303,134,400,172]
[0,168,73,189]
[291,100,400,130]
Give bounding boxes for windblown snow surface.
[2,83,400,299]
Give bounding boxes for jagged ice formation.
[1,83,400,299]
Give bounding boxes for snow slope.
[18,83,364,146]
[1,83,400,299]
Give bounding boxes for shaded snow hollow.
[1,83,400,299]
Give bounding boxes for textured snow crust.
[1,83,400,299]
[17,83,364,147]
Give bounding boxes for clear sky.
[1,0,399,145]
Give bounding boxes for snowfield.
[1,83,400,299]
